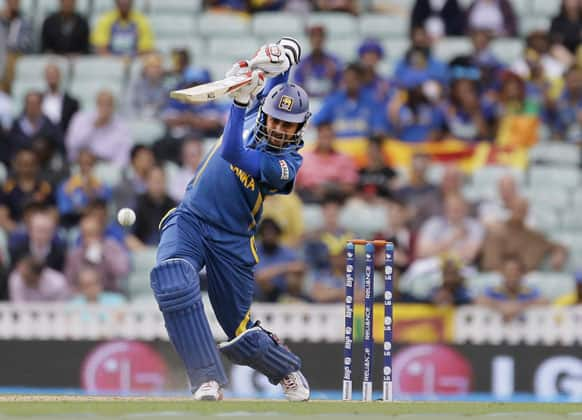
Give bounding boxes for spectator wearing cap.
[57,149,112,227]
[8,91,63,162]
[293,25,343,99]
[383,72,447,142]
[312,63,383,139]
[125,52,168,118]
[42,63,80,134]
[65,90,133,167]
[466,0,518,37]
[551,65,582,142]
[0,148,54,233]
[411,0,465,39]
[254,218,306,303]
[394,26,449,86]
[445,58,496,142]
[476,255,547,321]
[295,122,358,203]
[9,255,70,302]
[91,0,154,57]
[358,39,393,104]
[41,0,90,55]
[554,271,582,306]
[550,0,582,56]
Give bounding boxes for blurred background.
[0,0,581,401]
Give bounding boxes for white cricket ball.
[117,208,136,227]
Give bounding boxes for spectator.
[31,135,68,187]
[428,255,473,306]
[114,144,155,209]
[395,153,440,231]
[445,60,496,142]
[384,73,447,142]
[303,191,352,271]
[0,148,54,232]
[307,233,362,303]
[315,0,358,14]
[554,271,582,305]
[0,22,5,82]
[381,198,413,274]
[493,71,538,118]
[0,88,13,131]
[466,0,518,37]
[65,212,130,293]
[295,122,359,203]
[91,0,154,57]
[293,25,343,99]
[357,136,398,199]
[41,0,90,55]
[126,166,175,249]
[168,48,211,90]
[312,63,383,138]
[550,0,581,56]
[83,199,126,246]
[168,139,203,202]
[411,0,465,39]
[480,197,568,272]
[9,255,70,302]
[478,174,523,227]
[57,149,112,227]
[416,193,484,264]
[476,255,548,321]
[469,29,504,96]
[9,205,66,272]
[126,52,168,118]
[70,264,126,306]
[207,0,249,13]
[8,91,63,161]
[0,0,33,91]
[394,26,449,86]
[250,0,285,12]
[358,39,393,103]
[66,90,133,166]
[262,192,305,248]
[42,63,80,133]
[160,76,224,153]
[254,218,306,302]
[512,31,566,81]
[551,65,582,142]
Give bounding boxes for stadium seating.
[532,0,561,17]
[68,78,123,109]
[128,118,165,146]
[93,161,123,187]
[359,14,408,38]
[149,14,196,38]
[528,166,580,189]
[148,0,203,15]
[197,12,251,37]
[306,13,358,37]
[252,12,304,39]
[434,37,473,62]
[208,36,260,61]
[491,38,524,64]
[14,55,70,85]
[128,247,158,299]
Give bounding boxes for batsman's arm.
[220,103,262,177]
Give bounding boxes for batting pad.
[150,258,227,388]
[219,324,301,385]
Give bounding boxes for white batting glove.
[226,60,251,78]
[228,69,265,106]
[278,37,302,66]
[249,44,290,77]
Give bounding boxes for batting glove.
[278,37,302,66]
[249,43,290,77]
[228,68,265,106]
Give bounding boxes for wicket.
[343,239,394,402]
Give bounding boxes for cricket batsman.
[150,38,311,401]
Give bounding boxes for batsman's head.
[255,83,311,154]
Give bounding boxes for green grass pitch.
[0,397,581,419]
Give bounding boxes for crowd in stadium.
[0,0,581,320]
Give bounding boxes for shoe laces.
[199,381,217,392]
[282,375,298,391]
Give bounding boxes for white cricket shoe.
[193,380,223,401]
[281,371,310,402]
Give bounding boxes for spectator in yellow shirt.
[91,0,154,57]
[555,272,582,306]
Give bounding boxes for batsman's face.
[265,115,299,148]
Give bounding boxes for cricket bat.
[170,73,255,104]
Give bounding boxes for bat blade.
[170,74,253,104]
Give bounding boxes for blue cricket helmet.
[254,83,311,153]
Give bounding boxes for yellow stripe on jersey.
[250,235,259,264]
[158,207,176,230]
[248,191,263,230]
[235,309,252,337]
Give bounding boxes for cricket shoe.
[193,380,223,401]
[281,371,310,401]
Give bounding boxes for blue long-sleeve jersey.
[180,71,303,237]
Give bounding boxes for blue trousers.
[156,206,257,338]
